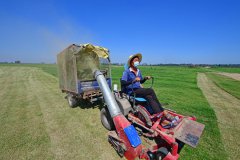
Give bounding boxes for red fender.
[113,114,143,160]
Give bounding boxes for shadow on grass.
[76,99,105,111]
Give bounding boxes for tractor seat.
[120,78,154,114]
[120,86,154,115]
[121,93,147,103]
[134,97,147,102]
[120,79,147,102]
[130,96,154,115]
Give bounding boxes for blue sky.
[0,0,239,64]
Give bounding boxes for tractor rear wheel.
[67,93,78,108]
[100,107,115,130]
[137,106,152,127]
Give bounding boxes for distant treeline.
[0,61,21,64]
[0,61,56,64]
[111,63,240,67]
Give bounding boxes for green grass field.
[1,64,239,159]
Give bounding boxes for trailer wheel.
[67,94,78,108]
[100,107,115,131]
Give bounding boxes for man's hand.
[144,76,151,80]
[135,77,141,82]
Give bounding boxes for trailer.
[57,44,112,106]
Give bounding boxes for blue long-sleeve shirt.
[121,68,145,94]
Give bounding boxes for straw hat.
[127,53,142,67]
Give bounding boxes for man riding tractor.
[121,53,178,127]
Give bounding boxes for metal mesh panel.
[57,44,78,93]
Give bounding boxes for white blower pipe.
[94,70,122,117]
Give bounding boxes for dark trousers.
[133,88,164,113]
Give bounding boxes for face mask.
[133,61,139,67]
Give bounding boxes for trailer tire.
[100,107,115,131]
[67,94,78,108]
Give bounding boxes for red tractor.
[101,77,205,160]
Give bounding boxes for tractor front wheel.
[100,107,115,131]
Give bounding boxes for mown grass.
[0,64,228,159]
[0,63,58,77]
[206,72,240,99]
[0,67,54,159]
[0,66,118,160]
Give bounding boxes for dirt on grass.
[197,73,240,160]
[216,72,240,81]
[0,67,119,160]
